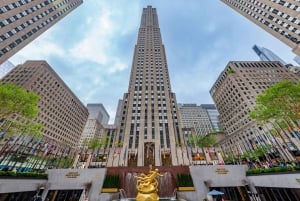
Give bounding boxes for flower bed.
[0,170,48,179]
[246,165,300,175]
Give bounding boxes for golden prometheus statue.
[136,165,164,201]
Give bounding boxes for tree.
[0,82,43,170]
[188,134,216,148]
[87,138,101,167]
[0,82,39,119]
[249,80,300,122]
[195,134,217,148]
[0,82,42,137]
[249,80,300,161]
[188,134,217,163]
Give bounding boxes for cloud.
[68,2,141,74]
[10,28,65,65]
[69,10,114,65]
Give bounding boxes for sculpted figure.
[135,165,164,201]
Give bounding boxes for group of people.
[248,159,298,169]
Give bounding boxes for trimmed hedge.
[102,175,120,188]
[177,173,194,187]
[0,170,48,179]
[246,165,300,175]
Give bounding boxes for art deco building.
[210,61,300,161]
[178,104,213,135]
[107,6,189,167]
[1,60,88,149]
[253,44,287,64]
[201,104,222,132]
[0,0,83,64]
[221,0,300,56]
[87,103,109,125]
[78,104,109,148]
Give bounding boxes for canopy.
[207,189,224,196]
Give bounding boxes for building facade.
[221,0,300,56]
[201,104,222,132]
[210,61,300,161]
[86,103,109,125]
[252,44,287,64]
[0,0,83,64]
[107,6,189,167]
[1,60,88,149]
[114,99,123,126]
[78,104,109,148]
[178,103,213,135]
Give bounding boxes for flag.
[31,140,41,154]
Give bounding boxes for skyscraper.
[252,44,287,64]
[221,0,300,56]
[86,103,110,125]
[1,60,88,149]
[78,104,109,148]
[0,0,83,64]
[201,104,221,132]
[107,6,189,167]
[210,61,300,161]
[178,104,213,135]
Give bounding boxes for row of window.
[228,0,300,45]
[0,0,35,14]
[0,1,80,57]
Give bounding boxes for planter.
[178,187,195,191]
[101,188,118,193]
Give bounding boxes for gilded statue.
[136,165,164,201]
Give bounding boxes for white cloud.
[69,10,113,65]
[10,29,65,65]
[68,2,140,74]
[107,59,128,74]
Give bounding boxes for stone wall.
[45,168,106,201]
[248,172,300,188]
[189,165,248,201]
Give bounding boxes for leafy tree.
[0,82,39,119]
[87,137,110,166]
[0,82,42,138]
[196,134,216,148]
[188,134,216,163]
[188,134,216,148]
[249,80,300,122]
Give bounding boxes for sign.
[215,168,229,174]
[66,172,80,178]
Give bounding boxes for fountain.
[135,165,164,201]
[114,166,184,201]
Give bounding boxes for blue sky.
[10,0,298,123]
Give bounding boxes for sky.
[10,0,298,123]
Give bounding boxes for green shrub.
[247,165,300,175]
[0,171,47,179]
[102,175,120,188]
[177,173,194,187]
[294,165,300,171]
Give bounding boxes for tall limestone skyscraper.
[107,6,189,167]
[221,0,300,56]
[0,0,83,64]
